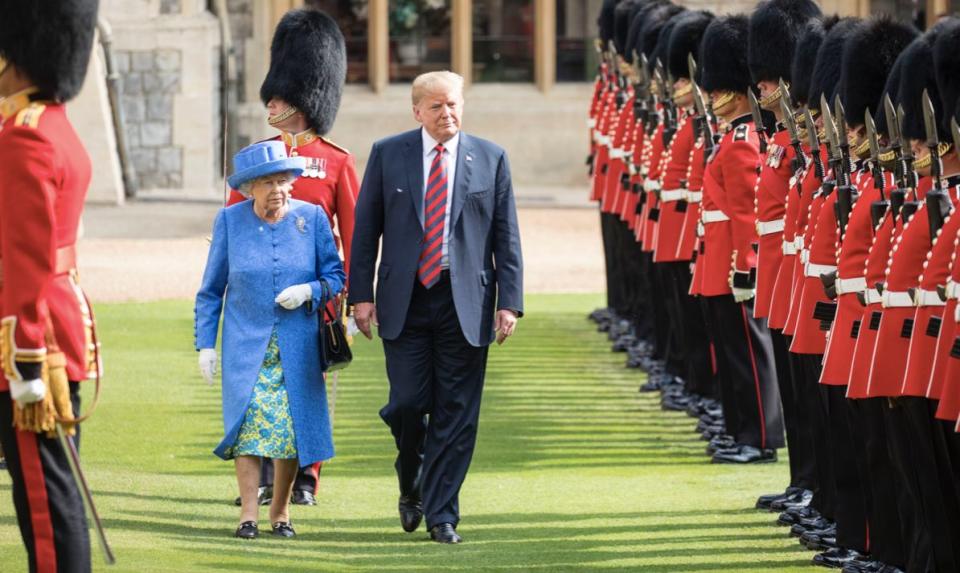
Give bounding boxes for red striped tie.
[418,143,448,288]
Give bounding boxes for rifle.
[690,79,714,165]
[831,95,858,236]
[804,107,824,180]
[748,89,768,154]
[779,80,805,174]
[863,108,892,228]
[922,89,952,237]
[655,61,677,145]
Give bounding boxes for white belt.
[882,290,914,308]
[865,288,882,305]
[757,218,786,236]
[946,280,960,300]
[835,276,867,295]
[660,189,687,202]
[587,118,597,128]
[794,236,804,250]
[643,180,662,192]
[597,134,611,146]
[702,210,730,224]
[609,147,625,159]
[800,249,810,264]
[915,288,946,307]
[805,262,837,278]
[782,240,798,256]
[685,190,702,203]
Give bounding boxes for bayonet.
[687,53,697,85]
[897,103,917,190]
[865,109,886,200]
[779,80,804,174]
[691,82,714,163]
[748,89,768,154]
[922,88,944,189]
[804,107,824,180]
[834,95,852,185]
[832,95,857,236]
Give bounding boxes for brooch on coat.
[296,217,307,234]
[302,157,327,179]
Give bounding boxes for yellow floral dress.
[225,330,297,459]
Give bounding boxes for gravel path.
[77,202,605,302]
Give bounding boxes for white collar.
[421,128,460,157]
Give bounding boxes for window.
[473,0,534,82]
[305,0,370,83]
[389,0,452,83]
[557,0,601,82]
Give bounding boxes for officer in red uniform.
[746,0,821,511]
[695,14,784,464]
[0,1,101,571]
[225,8,357,507]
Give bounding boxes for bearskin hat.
[748,0,822,85]
[640,3,685,66]
[598,0,621,45]
[625,0,668,63]
[668,11,714,81]
[651,9,689,77]
[699,15,752,94]
[790,16,836,106]
[897,24,950,142]
[808,17,861,112]
[614,0,643,56]
[872,54,903,138]
[934,18,960,134]
[260,8,346,136]
[0,0,99,102]
[839,16,917,127]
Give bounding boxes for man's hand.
[198,348,217,385]
[354,302,378,340]
[9,378,46,407]
[495,309,519,345]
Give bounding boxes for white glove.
[9,378,46,406]
[198,348,217,385]
[955,302,960,323]
[275,283,313,310]
[346,316,360,337]
[732,287,756,303]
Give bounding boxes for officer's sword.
[55,424,116,565]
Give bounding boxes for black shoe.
[235,521,259,539]
[711,445,777,464]
[841,559,891,573]
[813,548,860,568]
[234,486,272,507]
[398,495,423,533]
[756,486,800,510]
[661,393,693,411]
[777,504,818,526]
[803,533,839,551]
[792,516,833,536]
[271,521,295,538]
[429,523,462,544]
[639,378,662,392]
[291,489,317,506]
[770,488,813,511]
[706,434,736,455]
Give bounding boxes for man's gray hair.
[412,71,464,105]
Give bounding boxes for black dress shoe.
[841,559,891,573]
[803,533,838,551]
[235,521,258,539]
[770,488,813,511]
[0,457,6,470]
[813,548,860,568]
[429,523,462,544]
[791,516,833,536]
[706,435,736,455]
[639,378,662,392]
[398,495,423,533]
[756,486,800,510]
[711,445,777,464]
[291,489,317,506]
[777,504,818,526]
[271,521,295,538]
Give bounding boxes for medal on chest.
[301,157,327,179]
[766,143,786,168]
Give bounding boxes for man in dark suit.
[349,71,523,544]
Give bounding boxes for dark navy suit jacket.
[349,128,523,347]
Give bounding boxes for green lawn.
[0,294,814,572]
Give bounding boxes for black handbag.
[319,281,352,372]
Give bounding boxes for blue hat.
[227,140,306,190]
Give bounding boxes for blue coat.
[194,199,345,465]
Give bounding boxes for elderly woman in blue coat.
[195,140,345,539]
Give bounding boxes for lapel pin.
[296,217,307,233]
[396,188,404,193]
[466,155,473,162]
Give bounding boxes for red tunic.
[601,96,634,214]
[0,91,98,387]
[677,141,706,263]
[768,154,810,330]
[654,113,694,263]
[590,89,617,202]
[638,122,667,250]
[936,228,960,423]
[754,129,795,319]
[697,116,761,296]
[784,163,822,336]
[228,132,359,278]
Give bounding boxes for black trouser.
[259,458,321,494]
[653,261,685,378]
[771,331,816,491]
[701,296,739,436]
[630,244,656,347]
[0,387,90,573]
[823,385,868,552]
[703,295,784,449]
[796,354,835,521]
[380,272,489,528]
[852,398,907,569]
[648,255,672,368]
[662,262,713,396]
[600,211,622,312]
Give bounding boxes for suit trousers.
[380,272,488,528]
[0,388,90,573]
[259,458,321,494]
[704,296,784,450]
[771,331,816,491]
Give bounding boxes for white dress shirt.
[421,128,459,268]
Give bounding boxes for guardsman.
[225,8,357,507]
[694,14,784,464]
[746,0,821,511]
[0,1,101,571]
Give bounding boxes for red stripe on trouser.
[310,462,323,495]
[709,342,717,375]
[740,305,767,449]
[15,429,58,572]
